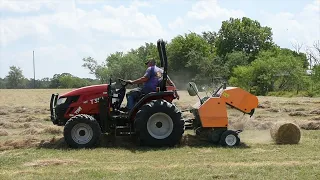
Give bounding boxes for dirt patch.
[289,112,308,117]
[24,159,80,167]
[0,129,8,136]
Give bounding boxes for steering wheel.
[118,78,129,87]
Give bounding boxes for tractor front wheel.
[64,114,101,148]
[134,100,184,147]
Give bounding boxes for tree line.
[1,17,319,96]
[0,67,99,89]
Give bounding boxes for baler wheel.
[219,130,240,147]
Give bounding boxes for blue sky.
[0,0,319,79]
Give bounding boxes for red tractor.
[50,39,185,148]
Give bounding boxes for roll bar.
[157,39,168,91]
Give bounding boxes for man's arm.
[126,67,151,84]
[130,76,148,84]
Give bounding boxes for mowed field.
[0,89,320,179]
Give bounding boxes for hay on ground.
[300,122,320,130]
[310,109,320,115]
[309,116,320,121]
[0,110,8,115]
[270,122,301,144]
[289,112,308,117]
[0,129,8,136]
[267,108,280,113]
[258,101,271,109]
[19,128,40,135]
[41,127,62,135]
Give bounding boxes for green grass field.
[0,89,320,179]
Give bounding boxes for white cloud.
[261,0,320,51]
[131,0,153,8]
[168,0,245,33]
[168,17,184,30]
[186,0,245,20]
[0,0,58,13]
[0,1,166,47]
[0,1,168,78]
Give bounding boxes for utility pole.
[33,50,35,88]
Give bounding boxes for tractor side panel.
[220,87,258,113]
[198,98,228,128]
[64,93,107,119]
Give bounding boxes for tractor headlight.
[56,97,67,105]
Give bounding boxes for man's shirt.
[143,65,163,93]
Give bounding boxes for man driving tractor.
[124,58,179,111]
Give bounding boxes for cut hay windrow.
[270,122,301,144]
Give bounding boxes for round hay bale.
[270,122,301,144]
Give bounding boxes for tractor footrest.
[115,126,134,136]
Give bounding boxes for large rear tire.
[64,114,101,148]
[134,100,184,147]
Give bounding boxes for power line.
[33,50,35,88]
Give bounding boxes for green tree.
[224,51,250,79]
[0,78,7,88]
[215,17,274,61]
[167,32,212,87]
[202,31,217,53]
[39,78,51,88]
[230,48,307,95]
[6,66,25,89]
[83,43,156,83]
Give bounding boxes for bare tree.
[314,40,320,55]
[305,40,320,68]
[291,41,304,53]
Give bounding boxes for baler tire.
[219,130,240,147]
[134,100,184,147]
[64,114,101,148]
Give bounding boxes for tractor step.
[115,126,134,136]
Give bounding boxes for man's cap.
[145,58,156,65]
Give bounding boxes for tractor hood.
[60,84,109,97]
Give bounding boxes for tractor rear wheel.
[134,100,184,147]
[64,114,101,148]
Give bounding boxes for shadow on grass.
[37,134,251,152]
